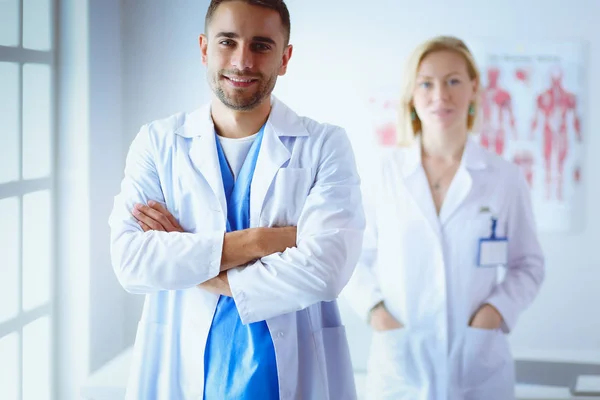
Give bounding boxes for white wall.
[121,0,211,139]
[56,0,125,399]
[88,0,127,372]
[116,0,600,375]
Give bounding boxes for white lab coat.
[343,138,545,400]
[109,97,365,400]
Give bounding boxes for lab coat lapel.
[405,169,443,242]
[439,138,487,225]
[439,166,472,226]
[250,121,291,227]
[399,141,442,242]
[250,97,309,226]
[181,106,228,217]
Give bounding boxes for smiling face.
[200,1,292,111]
[412,50,478,134]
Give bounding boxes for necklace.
[429,162,458,191]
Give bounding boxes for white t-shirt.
[216,132,258,180]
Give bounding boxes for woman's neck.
[421,127,468,162]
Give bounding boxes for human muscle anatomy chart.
[368,89,400,147]
[530,67,582,201]
[470,40,586,232]
[480,67,517,156]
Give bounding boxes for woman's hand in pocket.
[370,303,404,332]
[469,303,503,330]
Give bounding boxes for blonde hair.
[397,36,481,146]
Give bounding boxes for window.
[0,1,55,399]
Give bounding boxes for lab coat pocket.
[314,326,357,400]
[461,326,510,390]
[366,328,421,399]
[179,321,207,398]
[126,321,168,400]
[261,168,313,227]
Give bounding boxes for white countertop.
[512,349,600,365]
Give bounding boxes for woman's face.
[412,50,477,133]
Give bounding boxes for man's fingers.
[133,205,166,231]
[147,201,184,232]
[133,211,165,231]
[150,201,184,231]
[137,220,152,232]
[134,203,176,231]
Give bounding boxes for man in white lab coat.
[108,1,365,399]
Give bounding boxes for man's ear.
[279,44,293,76]
[199,34,209,65]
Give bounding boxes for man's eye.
[252,43,271,51]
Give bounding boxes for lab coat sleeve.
[341,170,385,323]
[228,127,366,324]
[109,125,223,294]
[485,169,545,333]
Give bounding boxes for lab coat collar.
[174,95,310,138]
[401,134,487,178]
[462,136,488,171]
[179,95,305,226]
[399,134,488,235]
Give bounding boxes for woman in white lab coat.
[343,36,545,400]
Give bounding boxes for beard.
[210,68,278,111]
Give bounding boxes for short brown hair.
[205,0,291,45]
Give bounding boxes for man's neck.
[211,96,272,139]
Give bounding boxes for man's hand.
[198,271,232,297]
[469,303,503,330]
[133,201,183,232]
[370,303,403,332]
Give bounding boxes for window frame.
[0,0,57,399]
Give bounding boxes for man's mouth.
[223,75,258,88]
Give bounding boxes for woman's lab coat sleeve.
[341,171,385,323]
[108,125,223,294]
[228,128,366,324]
[485,168,545,333]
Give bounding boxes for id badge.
[478,237,508,267]
[477,216,508,267]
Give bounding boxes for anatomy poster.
[366,40,586,232]
[470,40,586,232]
